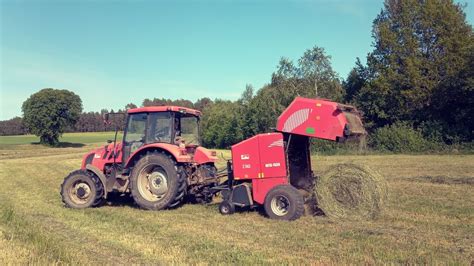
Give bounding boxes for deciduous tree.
[354,0,473,139]
[22,88,82,145]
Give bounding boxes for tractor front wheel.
[264,185,304,221]
[130,152,185,210]
[60,170,104,209]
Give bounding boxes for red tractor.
[61,97,365,221]
[61,106,220,210]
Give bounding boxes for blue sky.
[1,0,472,120]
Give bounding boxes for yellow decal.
[316,103,322,107]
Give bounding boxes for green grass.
[0,132,473,264]
[0,132,119,145]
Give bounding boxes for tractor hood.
[80,142,123,169]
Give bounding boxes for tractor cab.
[121,106,201,162]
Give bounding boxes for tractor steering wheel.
[154,127,169,142]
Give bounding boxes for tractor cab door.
[146,112,173,144]
[122,112,174,163]
[122,113,148,163]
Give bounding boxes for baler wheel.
[264,185,304,221]
[60,170,104,209]
[219,201,235,215]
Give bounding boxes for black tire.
[264,185,304,221]
[168,165,187,208]
[61,170,104,209]
[130,152,186,210]
[219,201,235,215]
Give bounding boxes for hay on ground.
[314,163,387,221]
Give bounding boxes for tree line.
[0,98,213,136]
[2,0,473,150]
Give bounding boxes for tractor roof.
[127,106,201,116]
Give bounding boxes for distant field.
[0,132,119,145]
[0,132,473,264]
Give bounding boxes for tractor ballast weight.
[218,97,366,220]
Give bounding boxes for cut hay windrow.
[314,163,387,221]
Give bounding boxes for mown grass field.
[0,132,119,145]
[0,133,473,264]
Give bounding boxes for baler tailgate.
[276,97,366,141]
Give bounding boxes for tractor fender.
[86,164,108,199]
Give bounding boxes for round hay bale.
[314,163,387,221]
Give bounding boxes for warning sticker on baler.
[264,163,281,168]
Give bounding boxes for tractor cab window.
[124,113,147,153]
[178,115,200,145]
[147,112,172,144]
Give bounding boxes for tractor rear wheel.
[61,170,104,209]
[130,152,185,210]
[264,185,304,221]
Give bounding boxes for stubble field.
[0,133,473,264]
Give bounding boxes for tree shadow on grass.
[31,142,85,148]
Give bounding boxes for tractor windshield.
[179,115,200,145]
[124,113,148,154]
